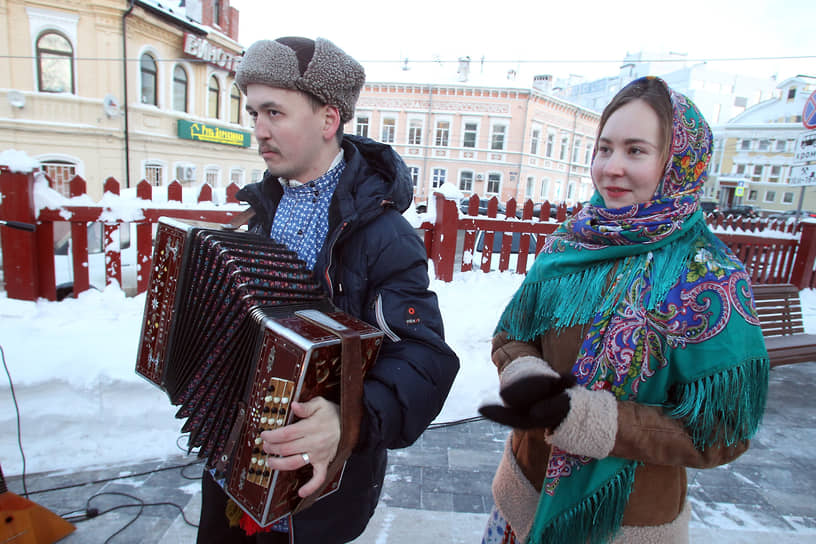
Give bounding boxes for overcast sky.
[229,0,815,83]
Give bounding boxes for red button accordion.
[135,217,383,526]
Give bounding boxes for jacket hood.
[340,134,414,214]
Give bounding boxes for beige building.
[355,73,600,209]
[710,76,816,214]
[0,0,263,200]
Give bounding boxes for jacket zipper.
[323,221,348,300]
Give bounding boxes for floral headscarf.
[496,77,768,544]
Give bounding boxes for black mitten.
[479,374,575,430]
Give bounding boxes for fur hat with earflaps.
[235,36,365,123]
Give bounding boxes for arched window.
[36,31,74,93]
[208,75,220,119]
[140,53,158,105]
[172,65,188,112]
[230,84,241,124]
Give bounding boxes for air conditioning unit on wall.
[176,165,196,181]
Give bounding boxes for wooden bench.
[752,283,816,368]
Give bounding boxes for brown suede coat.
[492,327,749,529]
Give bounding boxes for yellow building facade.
[0,0,263,200]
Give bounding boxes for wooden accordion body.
[135,217,383,526]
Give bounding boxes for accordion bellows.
[135,218,383,526]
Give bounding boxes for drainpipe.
[422,85,432,202]
[122,0,135,188]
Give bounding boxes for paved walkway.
[7,362,816,543]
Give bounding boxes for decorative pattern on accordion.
[135,218,384,528]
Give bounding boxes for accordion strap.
[292,311,363,513]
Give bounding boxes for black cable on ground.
[1,343,28,497]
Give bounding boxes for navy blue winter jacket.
[234,135,460,542]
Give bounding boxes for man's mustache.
[258,145,280,155]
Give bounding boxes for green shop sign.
[177,120,251,147]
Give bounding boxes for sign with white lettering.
[177,120,250,147]
[183,33,242,73]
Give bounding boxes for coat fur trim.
[612,501,690,543]
[492,436,540,543]
[500,356,558,389]
[547,386,618,458]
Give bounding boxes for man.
[196,36,460,543]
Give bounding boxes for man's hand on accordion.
[260,396,341,498]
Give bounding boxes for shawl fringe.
[669,357,769,449]
[527,462,638,544]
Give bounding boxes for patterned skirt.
[482,505,520,544]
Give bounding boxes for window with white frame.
[783,192,794,203]
[462,121,478,148]
[41,160,77,197]
[567,181,576,200]
[486,172,501,194]
[751,165,763,182]
[409,166,420,187]
[140,53,158,105]
[584,142,593,164]
[381,117,396,143]
[172,65,188,112]
[540,177,549,200]
[758,139,770,151]
[740,139,751,150]
[553,180,562,201]
[764,190,776,203]
[434,120,450,147]
[36,31,75,93]
[459,171,474,192]
[490,124,507,151]
[572,137,582,163]
[408,119,423,145]
[525,176,534,197]
[205,167,220,186]
[769,165,781,183]
[230,84,242,124]
[560,135,569,160]
[145,163,163,186]
[747,190,758,201]
[775,140,787,152]
[208,75,220,118]
[736,164,746,176]
[356,114,369,138]
[546,132,555,157]
[530,128,540,155]
[230,168,244,186]
[431,168,446,188]
[251,169,264,182]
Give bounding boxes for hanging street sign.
[804,89,816,130]
[177,120,251,147]
[791,129,816,185]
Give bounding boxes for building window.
[459,171,474,192]
[172,65,188,112]
[462,122,478,148]
[758,139,770,151]
[584,143,593,164]
[747,190,757,201]
[140,53,158,105]
[491,125,507,151]
[230,84,242,124]
[525,176,534,197]
[213,0,222,25]
[530,129,540,155]
[36,31,74,93]
[356,115,369,138]
[776,140,787,152]
[409,166,420,187]
[486,173,501,194]
[230,168,244,186]
[769,165,781,183]
[251,169,263,182]
[546,132,555,157]
[205,167,220,186]
[736,164,746,176]
[408,119,423,145]
[764,190,776,203]
[783,192,794,203]
[431,168,446,188]
[787,87,796,101]
[208,75,220,118]
[435,120,450,147]
[751,165,763,182]
[540,178,549,200]
[381,117,396,143]
[41,161,77,197]
[560,136,569,160]
[740,139,751,151]
[145,163,163,186]
[572,138,582,163]
[567,182,576,200]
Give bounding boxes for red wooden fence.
[1,168,815,302]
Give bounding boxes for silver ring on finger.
[301,452,310,465]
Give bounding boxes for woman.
[479,77,768,544]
